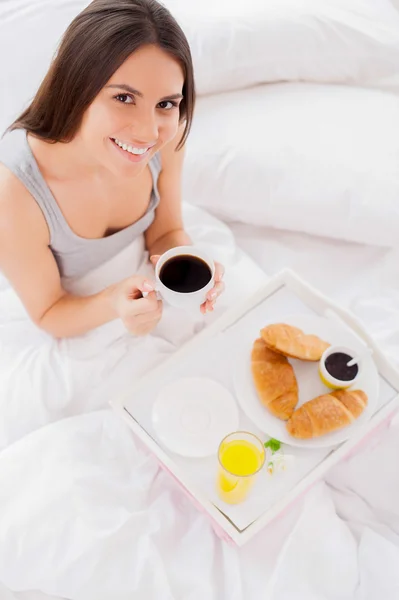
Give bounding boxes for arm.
[144,128,225,314]
[0,169,156,338]
[144,126,192,256]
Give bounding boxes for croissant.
[286,389,368,439]
[261,323,330,361]
[251,338,299,420]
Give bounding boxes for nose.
[130,107,158,145]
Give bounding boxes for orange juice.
[216,433,265,504]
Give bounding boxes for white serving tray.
[110,269,399,546]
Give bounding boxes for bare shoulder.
[0,163,50,246]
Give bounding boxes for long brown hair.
[8,0,195,150]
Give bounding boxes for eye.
[114,94,134,104]
[157,100,178,110]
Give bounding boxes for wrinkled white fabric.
[1,213,399,599]
[0,203,267,450]
[1,413,398,599]
[1,0,399,597]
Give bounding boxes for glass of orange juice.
[216,431,265,504]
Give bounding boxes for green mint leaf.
[264,438,281,453]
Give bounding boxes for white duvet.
[1,0,399,597]
[0,203,399,599]
[0,204,266,451]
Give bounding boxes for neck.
[28,132,114,183]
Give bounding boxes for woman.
[0,4,268,591]
[0,0,224,341]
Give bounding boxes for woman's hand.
[150,255,225,314]
[200,261,225,314]
[110,275,162,335]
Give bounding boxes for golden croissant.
[261,323,330,361]
[251,338,299,420]
[286,389,368,439]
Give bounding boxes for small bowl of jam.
[319,345,362,389]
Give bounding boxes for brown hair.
[9,0,195,150]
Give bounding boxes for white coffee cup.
[153,246,215,310]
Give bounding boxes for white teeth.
[113,138,149,155]
[130,146,147,155]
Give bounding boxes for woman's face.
[79,44,185,177]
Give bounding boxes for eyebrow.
[106,83,183,101]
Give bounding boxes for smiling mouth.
[110,137,152,156]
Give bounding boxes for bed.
[1,1,399,598]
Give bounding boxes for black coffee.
[325,352,359,382]
[159,255,212,293]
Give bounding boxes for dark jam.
[325,352,359,382]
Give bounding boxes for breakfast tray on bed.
[110,269,399,546]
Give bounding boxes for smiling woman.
[107,78,184,163]
[75,43,187,177]
[0,0,225,341]
[9,0,194,150]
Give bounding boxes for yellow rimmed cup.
[319,345,362,390]
[216,431,265,505]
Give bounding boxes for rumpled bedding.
[0,205,399,599]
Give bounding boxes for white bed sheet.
[2,1,399,594]
[1,221,399,600]
[232,222,399,363]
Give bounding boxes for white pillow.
[165,0,399,95]
[183,83,399,248]
[1,0,399,133]
[0,0,88,134]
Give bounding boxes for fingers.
[201,262,225,314]
[206,280,225,303]
[214,261,225,282]
[150,255,161,266]
[134,299,163,323]
[123,292,160,316]
[201,300,212,314]
[124,298,163,334]
[124,275,156,299]
[133,292,160,313]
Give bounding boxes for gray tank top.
[0,128,162,279]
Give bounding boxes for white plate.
[233,314,379,448]
[152,377,239,457]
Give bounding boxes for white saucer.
[152,377,239,457]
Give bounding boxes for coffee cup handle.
[142,285,162,300]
